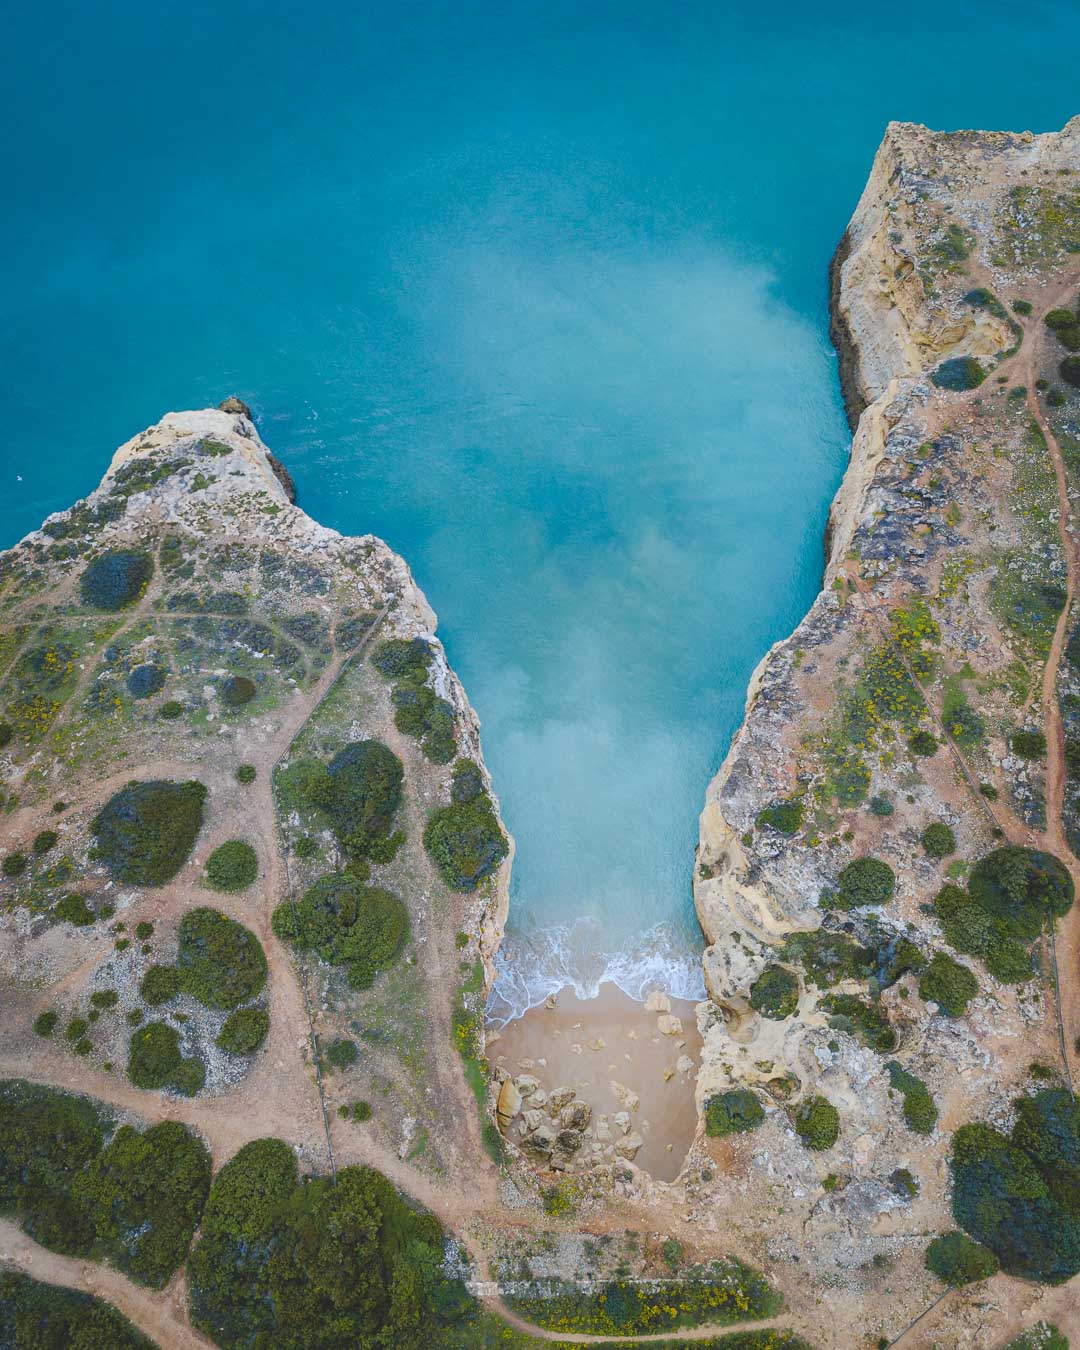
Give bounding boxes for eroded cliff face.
[688,117,1080,1299]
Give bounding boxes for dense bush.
[32,1010,58,1037]
[968,847,1073,941]
[704,1090,764,1137]
[869,794,894,816]
[925,1231,999,1286]
[749,964,799,1019]
[932,356,986,391]
[1012,729,1048,759]
[177,907,267,1009]
[52,891,95,925]
[822,993,896,1053]
[934,885,1032,985]
[235,763,256,785]
[423,791,508,891]
[831,857,895,910]
[1062,355,1080,388]
[922,822,957,859]
[908,729,938,757]
[127,1022,205,1096]
[756,798,803,835]
[326,1037,359,1070]
[32,829,58,854]
[920,951,979,1017]
[221,675,257,707]
[187,1150,464,1350]
[71,1120,210,1287]
[91,780,207,885]
[0,1080,107,1256]
[888,1062,938,1134]
[216,1005,269,1055]
[392,682,457,763]
[2,851,26,877]
[79,550,153,611]
[1000,1325,1069,1350]
[205,839,258,891]
[126,664,166,699]
[300,740,405,860]
[0,1271,155,1349]
[370,636,432,680]
[272,872,408,988]
[951,1089,1080,1284]
[159,700,184,720]
[793,1096,839,1150]
[1046,308,1080,350]
[450,758,485,803]
[140,963,180,1006]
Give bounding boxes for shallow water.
[3,2,1080,1016]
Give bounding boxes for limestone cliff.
[689,116,1080,1273]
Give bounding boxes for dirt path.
[0,1218,212,1349]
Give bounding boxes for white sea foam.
[486,917,706,1028]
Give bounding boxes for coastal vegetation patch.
[280,740,404,863]
[371,636,457,763]
[704,1090,765,1137]
[91,779,207,885]
[272,872,408,989]
[79,549,153,611]
[887,1063,938,1134]
[127,1022,205,1096]
[0,1271,156,1349]
[205,839,258,891]
[176,906,267,1009]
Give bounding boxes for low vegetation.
[749,965,799,1019]
[705,1090,765,1137]
[205,839,258,891]
[887,1063,938,1134]
[215,1005,270,1055]
[925,1231,999,1286]
[424,761,508,890]
[0,1271,155,1349]
[931,356,986,391]
[91,780,207,885]
[830,857,895,911]
[371,636,457,762]
[79,549,153,611]
[919,951,979,1016]
[127,1022,205,1096]
[793,1096,839,1151]
[176,906,267,1009]
[272,872,408,989]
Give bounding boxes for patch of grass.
[220,674,256,707]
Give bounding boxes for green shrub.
[293,834,317,858]
[126,664,165,699]
[920,951,979,1016]
[749,965,799,1019]
[32,1010,58,1037]
[301,740,404,860]
[704,1090,764,1137]
[424,792,509,891]
[932,357,986,391]
[887,1063,938,1134]
[79,550,153,611]
[869,794,894,816]
[205,839,258,891]
[140,963,180,1006]
[951,1090,1080,1284]
[134,920,153,940]
[0,1270,155,1349]
[89,990,118,1010]
[891,1167,920,1198]
[216,1006,270,1056]
[370,636,432,680]
[220,675,256,707]
[391,682,457,763]
[1061,355,1080,387]
[346,1100,373,1122]
[51,891,95,925]
[1013,299,1034,316]
[127,1022,204,1095]
[980,781,999,800]
[91,780,206,886]
[325,1037,359,1070]
[177,907,267,1010]
[822,993,896,1053]
[1000,1325,1069,1350]
[65,1017,89,1043]
[1012,729,1048,759]
[159,700,184,720]
[925,1231,999,1286]
[922,822,957,859]
[794,1096,839,1150]
[450,759,485,803]
[968,847,1073,942]
[271,872,408,988]
[32,829,58,854]
[235,764,256,785]
[832,856,895,910]
[756,799,803,835]
[0,722,11,748]
[2,851,26,877]
[908,729,938,757]
[188,1156,456,1349]
[71,1120,210,1287]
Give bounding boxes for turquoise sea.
[3,2,1079,1018]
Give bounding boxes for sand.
[487,981,702,1182]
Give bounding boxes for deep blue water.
[3,2,1079,1015]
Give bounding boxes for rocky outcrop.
[692,117,1080,1177]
